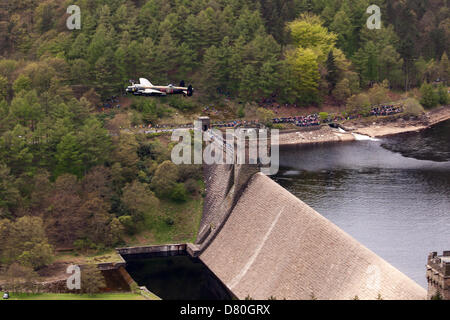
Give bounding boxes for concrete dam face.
[198,164,426,300]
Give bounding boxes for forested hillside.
[0,0,448,103]
[0,0,448,274]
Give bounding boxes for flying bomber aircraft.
[126,78,194,97]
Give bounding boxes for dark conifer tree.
[326,50,338,94]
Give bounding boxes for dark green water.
[125,254,232,300]
[273,120,450,288]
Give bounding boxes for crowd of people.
[370,105,403,116]
[273,114,321,127]
[212,119,260,128]
[100,93,405,132]
[129,123,193,130]
[100,96,121,111]
[212,113,324,128]
[124,108,381,132]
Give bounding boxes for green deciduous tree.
[0,75,8,100]
[151,160,179,199]
[121,180,159,221]
[80,264,106,295]
[333,78,351,104]
[2,263,38,293]
[12,75,32,95]
[0,216,53,269]
[287,14,337,63]
[285,48,320,105]
[347,93,371,116]
[0,164,20,217]
[35,2,54,33]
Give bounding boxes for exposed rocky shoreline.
[278,106,450,147]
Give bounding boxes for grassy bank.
[124,195,204,246]
[2,293,148,300]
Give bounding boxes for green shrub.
[403,98,425,116]
[420,83,439,109]
[237,106,245,118]
[368,83,389,105]
[272,124,283,129]
[319,112,329,121]
[178,164,202,181]
[333,78,351,103]
[130,110,143,126]
[185,178,200,194]
[256,107,275,127]
[431,291,443,300]
[167,96,197,112]
[74,238,97,252]
[0,216,54,270]
[131,98,171,124]
[346,93,371,116]
[170,183,188,202]
[437,84,449,105]
[13,74,32,94]
[130,282,140,294]
[164,217,174,226]
[151,160,179,198]
[138,139,170,162]
[118,215,136,234]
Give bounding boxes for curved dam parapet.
[199,170,426,300]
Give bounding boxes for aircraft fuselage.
[138,85,185,95]
[126,78,194,96]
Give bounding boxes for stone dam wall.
[198,165,427,300]
[191,163,259,255]
[117,244,187,259]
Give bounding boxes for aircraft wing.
[139,78,153,86]
[144,88,165,95]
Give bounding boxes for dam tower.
[427,251,450,300]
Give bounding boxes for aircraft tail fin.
[187,85,193,96]
[139,78,153,87]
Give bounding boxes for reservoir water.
[273,120,450,288]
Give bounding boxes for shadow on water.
[381,119,450,162]
[124,254,233,300]
[273,120,450,288]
